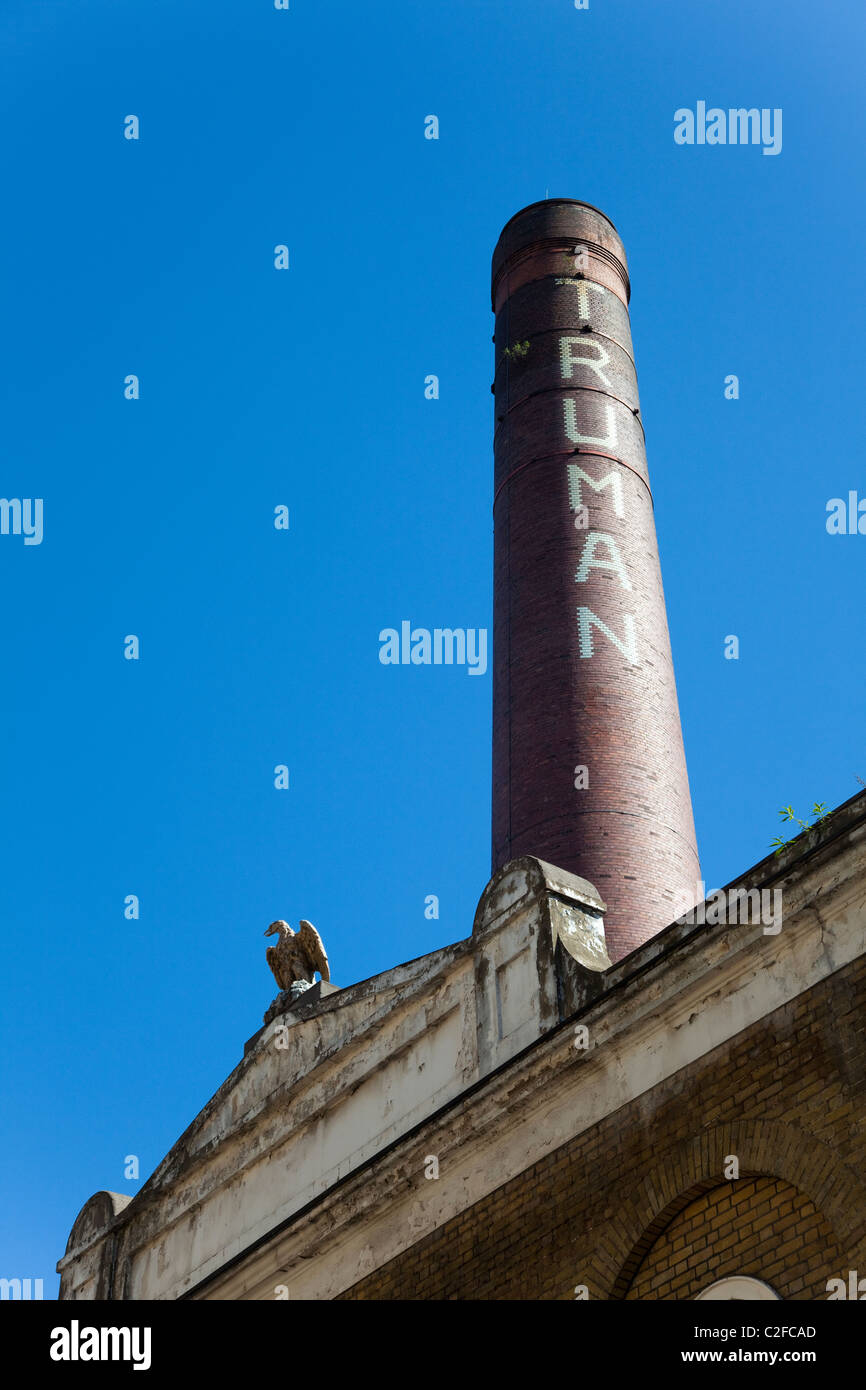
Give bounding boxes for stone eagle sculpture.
[264,919,330,992]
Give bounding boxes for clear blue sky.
[1,0,863,1296]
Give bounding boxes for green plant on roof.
[769,802,830,857]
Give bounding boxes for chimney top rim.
[496,198,620,239]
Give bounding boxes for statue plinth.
[262,979,340,1028]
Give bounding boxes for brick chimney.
[490,199,699,961]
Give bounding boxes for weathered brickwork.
[489,201,699,961]
[626,1178,842,1300]
[343,954,866,1300]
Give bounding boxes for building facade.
[57,203,866,1301]
[58,794,866,1300]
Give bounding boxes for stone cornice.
[189,806,866,1299]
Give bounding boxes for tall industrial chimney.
[491,199,699,961]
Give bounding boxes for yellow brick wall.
[626,1177,842,1299]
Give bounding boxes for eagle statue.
[264,919,330,993]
